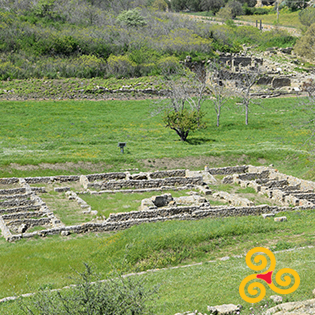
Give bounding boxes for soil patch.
[7,162,111,173]
[140,155,256,171]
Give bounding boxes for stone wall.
[0,165,314,242]
[87,177,203,190]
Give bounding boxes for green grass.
[0,209,314,314]
[0,97,314,179]
[236,11,302,28]
[0,208,313,299]
[80,189,198,218]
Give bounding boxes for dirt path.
[181,13,301,36]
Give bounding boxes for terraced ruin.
[0,165,314,242]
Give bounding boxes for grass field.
[0,208,314,314]
[0,97,314,179]
[236,11,302,28]
[0,95,314,314]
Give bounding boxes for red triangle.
[256,271,273,284]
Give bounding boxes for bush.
[157,56,181,75]
[0,60,21,80]
[106,54,136,78]
[18,263,159,315]
[294,23,315,59]
[116,9,147,28]
[299,7,315,27]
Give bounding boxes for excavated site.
[0,165,314,242]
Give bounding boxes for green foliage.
[282,0,307,11]
[294,23,315,59]
[116,9,147,28]
[200,0,225,14]
[216,6,234,19]
[151,0,168,11]
[18,263,158,315]
[157,56,181,75]
[106,54,136,78]
[299,7,315,27]
[163,108,205,141]
[0,61,21,80]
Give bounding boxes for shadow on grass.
[186,138,217,145]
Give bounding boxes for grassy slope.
[0,97,314,179]
[0,96,314,313]
[0,209,314,314]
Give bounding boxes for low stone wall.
[0,199,35,208]
[0,205,41,214]
[150,169,186,178]
[0,192,32,200]
[0,188,26,195]
[0,178,19,185]
[2,211,46,220]
[5,218,51,227]
[24,175,80,184]
[14,203,312,242]
[86,172,126,181]
[207,166,248,175]
[87,177,203,190]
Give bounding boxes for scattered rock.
[264,299,315,315]
[18,224,28,233]
[61,230,70,236]
[207,304,240,315]
[274,216,287,222]
[270,295,283,304]
[262,213,275,219]
[54,187,71,192]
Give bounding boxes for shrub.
[299,7,315,27]
[294,23,315,60]
[157,56,180,75]
[106,54,136,78]
[116,9,147,28]
[0,61,21,80]
[18,263,159,315]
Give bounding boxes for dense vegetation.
[0,0,296,80]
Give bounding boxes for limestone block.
[54,187,70,192]
[262,213,275,219]
[272,77,291,89]
[274,216,287,222]
[270,295,283,304]
[207,304,240,315]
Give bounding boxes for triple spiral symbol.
[239,247,300,303]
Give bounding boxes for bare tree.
[236,66,263,125]
[297,79,315,147]
[206,61,232,127]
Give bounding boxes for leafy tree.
[294,23,315,60]
[226,0,244,17]
[116,8,147,27]
[18,263,159,315]
[163,108,203,141]
[154,67,206,142]
[299,7,315,27]
[283,0,307,11]
[200,0,225,14]
[151,0,168,11]
[216,6,234,19]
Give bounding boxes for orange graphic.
[239,247,300,303]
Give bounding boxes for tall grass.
[0,97,313,178]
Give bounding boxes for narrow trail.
[180,13,301,36]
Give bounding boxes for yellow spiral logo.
[239,247,300,303]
